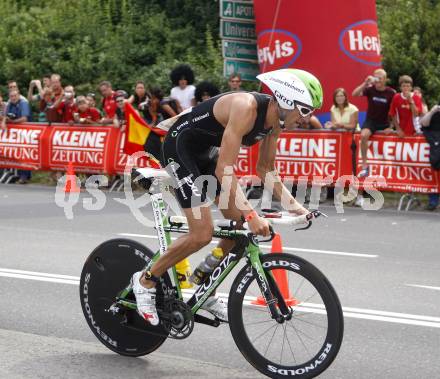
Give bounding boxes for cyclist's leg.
[143,206,214,286]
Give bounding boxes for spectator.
[86,93,98,109]
[413,86,428,133]
[99,81,117,124]
[56,85,77,123]
[413,87,428,115]
[352,68,396,177]
[27,75,51,102]
[7,80,27,102]
[38,87,55,122]
[150,87,178,124]
[389,75,422,138]
[296,115,323,129]
[44,74,64,123]
[420,105,440,210]
[1,90,32,183]
[50,74,63,100]
[73,96,101,124]
[127,81,154,123]
[195,81,220,103]
[325,88,359,131]
[170,64,196,111]
[113,90,128,130]
[0,92,6,122]
[228,73,242,91]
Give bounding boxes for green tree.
[377,0,440,105]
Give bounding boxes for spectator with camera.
[55,85,77,123]
[420,105,440,210]
[99,81,117,124]
[389,75,422,138]
[352,68,396,177]
[27,75,51,102]
[73,96,101,125]
[170,64,196,111]
[325,88,359,131]
[1,89,32,183]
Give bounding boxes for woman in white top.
[169,64,196,111]
[325,88,359,131]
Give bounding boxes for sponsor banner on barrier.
[0,124,44,170]
[273,131,353,182]
[47,126,110,172]
[354,134,440,193]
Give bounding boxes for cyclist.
[132,69,323,325]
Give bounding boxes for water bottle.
[190,247,224,285]
[175,258,193,289]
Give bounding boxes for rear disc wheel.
[79,238,169,357]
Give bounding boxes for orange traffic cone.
[252,233,299,306]
[64,162,80,193]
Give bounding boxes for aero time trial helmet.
[257,69,323,110]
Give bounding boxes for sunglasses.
[294,101,314,117]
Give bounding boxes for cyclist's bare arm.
[256,126,308,215]
[215,95,270,236]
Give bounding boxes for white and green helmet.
[257,68,323,110]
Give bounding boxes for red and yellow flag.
[123,103,166,155]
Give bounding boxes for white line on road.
[117,233,378,258]
[1,267,439,329]
[405,284,440,291]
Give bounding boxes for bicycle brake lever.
[295,221,312,231]
[294,210,327,231]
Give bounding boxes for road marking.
[1,267,439,328]
[117,233,378,258]
[406,284,440,291]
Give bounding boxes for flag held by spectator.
[123,103,166,155]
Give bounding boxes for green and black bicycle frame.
[114,190,290,323]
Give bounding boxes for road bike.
[80,168,344,379]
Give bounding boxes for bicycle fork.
[249,247,291,323]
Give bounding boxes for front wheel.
[228,253,344,379]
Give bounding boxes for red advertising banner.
[1,124,439,193]
[253,0,380,121]
[273,130,353,182]
[46,125,111,173]
[0,124,45,170]
[354,133,440,193]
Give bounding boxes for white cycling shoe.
[201,296,228,322]
[131,271,160,326]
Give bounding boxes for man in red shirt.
[99,81,117,124]
[389,75,422,137]
[55,85,77,123]
[73,96,101,124]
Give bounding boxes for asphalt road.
[0,183,439,378]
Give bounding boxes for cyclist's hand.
[248,216,270,237]
[289,205,308,216]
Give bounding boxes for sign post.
[219,0,259,81]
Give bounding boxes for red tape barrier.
[0,124,438,193]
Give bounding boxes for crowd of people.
[0,64,438,210]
